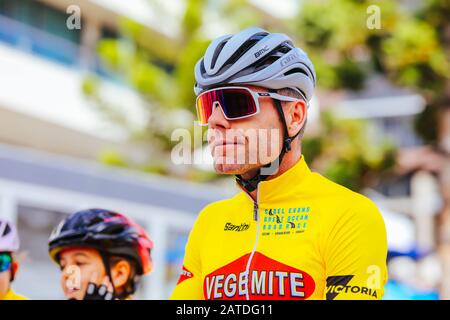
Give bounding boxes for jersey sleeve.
[170,209,206,300]
[322,197,388,300]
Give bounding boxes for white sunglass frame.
[196,86,304,126]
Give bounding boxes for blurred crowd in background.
[0,0,449,299]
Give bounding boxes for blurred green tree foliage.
[296,0,449,142]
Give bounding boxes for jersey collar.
[237,155,312,204]
[3,288,27,300]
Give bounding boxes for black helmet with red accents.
[48,208,153,276]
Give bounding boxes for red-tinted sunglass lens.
[219,89,257,119]
[196,91,216,125]
[196,88,257,124]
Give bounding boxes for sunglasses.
[0,252,12,273]
[196,86,303,126]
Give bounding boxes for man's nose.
[208,102,231,129]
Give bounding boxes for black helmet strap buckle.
[236,89,300,193]
[235,173,261,193]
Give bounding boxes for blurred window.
[376,173,412,197]
[0,0,81,66]
[165,227,189,298]
[14,205,69,299]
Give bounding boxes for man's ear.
[10,261,19,282]
[286,100,307,137]
[111,260,131,289]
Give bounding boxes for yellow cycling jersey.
[3,289,28,300]
[171,156,388,300]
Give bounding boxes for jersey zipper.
[244,185,260,300]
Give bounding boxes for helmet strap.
[10,256,16,282]
[99,251,118,299]
[100,251,137,299]
[235,89,301,193]
[235,172,261,193]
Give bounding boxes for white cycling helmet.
[0,218,20,252]
[194,27,316,102]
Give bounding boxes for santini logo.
[254,46,269,58]
[224,222,250,232]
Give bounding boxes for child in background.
[48,208,153,300]
[0,218,27,300]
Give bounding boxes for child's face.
[0,270,11,299]
[58,247,107,300]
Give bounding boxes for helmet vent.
[210,40,228,70]
[284,68,308,77]
[219,33,268,72]
[1,223,11,237]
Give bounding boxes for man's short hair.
[276,87,308,139]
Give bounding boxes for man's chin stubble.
[213,163,259,175]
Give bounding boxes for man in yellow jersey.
[0,218,28,300]
[171,27,388,300]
